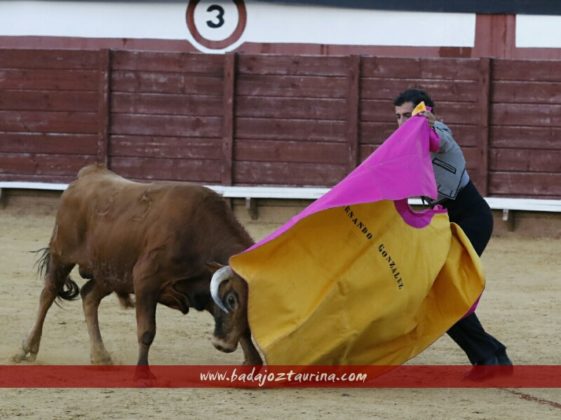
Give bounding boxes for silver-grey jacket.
[431,121,470,201]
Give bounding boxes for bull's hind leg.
[13,260,74,362]
[80,280,113,365]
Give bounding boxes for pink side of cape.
[244,116,441,252]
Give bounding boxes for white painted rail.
[1,182,561,214]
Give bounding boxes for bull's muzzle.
[211,336,237,353]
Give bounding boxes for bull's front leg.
[132,274,159,381]
[239,332,263,365]
[135,292,157,364]
[133,297,158,382]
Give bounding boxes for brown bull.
[13,164,262,367]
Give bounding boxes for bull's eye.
[225,292,237,311]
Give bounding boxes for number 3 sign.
[186,0,247,51]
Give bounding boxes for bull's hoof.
[12,351,37,363]
[134,366,157,387]
[211,338,237,353]
[243,358,263,366]
[90,351,113,365]
[12,341,37,363]
[11,352,26,363]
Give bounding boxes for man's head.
[393,89,434,127]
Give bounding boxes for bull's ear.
[206,261,224,274]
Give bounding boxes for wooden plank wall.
[0,50,101,182]
[234,54,351,186]
[0,48,560,199]
[490,60,561,197]
[109,51,225,184]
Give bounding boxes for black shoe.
[463,351,514,382]
[496,350,513,366]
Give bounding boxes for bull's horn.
[210,266,233,314]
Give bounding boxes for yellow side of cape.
[230,200,485,365]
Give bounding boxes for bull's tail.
[33,247,80,301]
[58,276,80,301]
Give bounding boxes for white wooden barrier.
[2,182,561,223]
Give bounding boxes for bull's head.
[208,263,263,365]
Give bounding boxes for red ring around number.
[186,0,247,50]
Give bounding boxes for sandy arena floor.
[0,195,560,419]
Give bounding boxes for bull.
[13,164,262,367]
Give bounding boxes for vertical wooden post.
[222,53,236,186]
[478,57,492,196]
[346,55,361,172]
[97,49,111,167]
[473,14,516,59]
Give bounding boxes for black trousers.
[442,181,507,364]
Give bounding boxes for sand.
[0,196,560,419]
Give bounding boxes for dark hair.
[393,89,435,110]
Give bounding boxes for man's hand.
[420,110,437,128]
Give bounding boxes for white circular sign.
[186,0,247,50]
